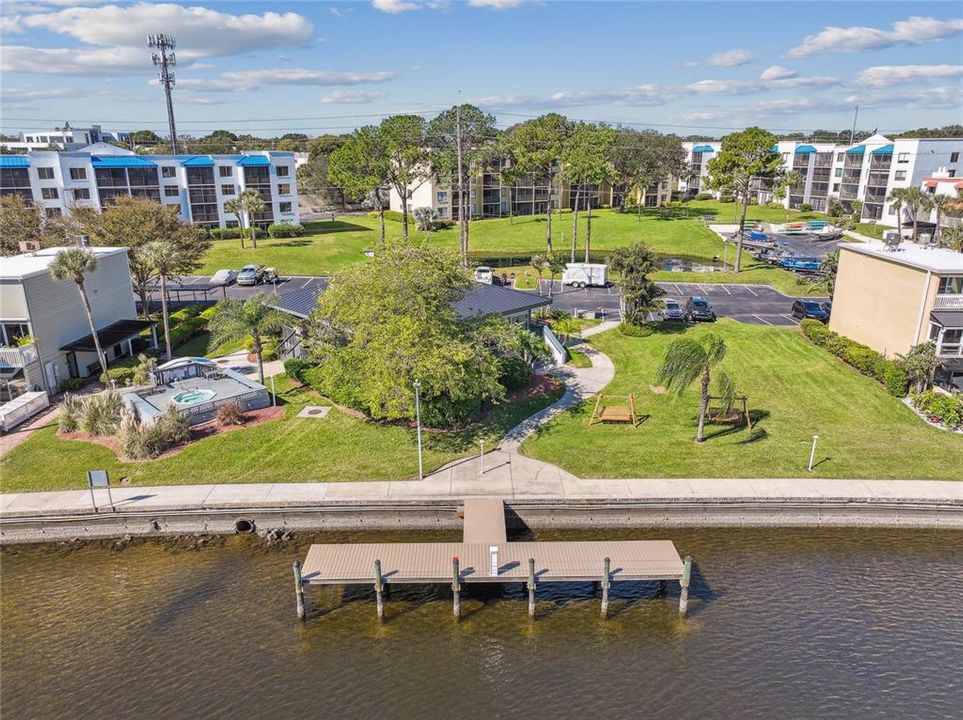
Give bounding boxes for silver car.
[661,298,686,322]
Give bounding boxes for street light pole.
[414,379,424,480]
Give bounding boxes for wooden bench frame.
[705,395,752,431]
[590,393,640,429]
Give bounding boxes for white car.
[210,269,237,286]
[474,266,494,284]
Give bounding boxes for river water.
[2,528,962,719]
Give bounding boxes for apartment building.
[829,240,963,390]
[681,135,963,229]
[0,246,155,398]
[1,123,132,153]
[0,145,299,229]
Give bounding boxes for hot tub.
[172,389,217,406]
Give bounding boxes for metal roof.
[180,155,214,167]
[872,144,895,155]
[270,285,327,318]
[236,155,270,166]
[794,145,817,154]
[931,310,963,328]
[846,145,866,155]
[453,282,551,318]
[0,156,30,168]
[91,155,157,168]
[60,319,155,352]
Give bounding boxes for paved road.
[540,280,828,327]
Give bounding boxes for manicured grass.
[0,375,564,493]
[566,348,593,368]
[521,321,963,480]
[172,332,246,358]
[684,199,827,224]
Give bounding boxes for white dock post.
[374,559,385,621]
[527,558,536,619]
[452,556,461,619]
[293,560,306,621]
[601,557,611,617]
[679,555,692,617]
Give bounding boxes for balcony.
[934,295,963,310]
[0,343,38,369]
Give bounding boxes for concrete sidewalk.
[2,477,961,519]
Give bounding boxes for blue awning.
[846,145,866,155]
[770,144,779,153]
[180,155,214,167]
[0,156,30,168]
[91,155,157,168]
[692,144,715,153]
[794,145,817,154]
[872,144,894,155]
[236,155,270,167]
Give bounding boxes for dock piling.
[527,557,536,619]
[601,557,611,618]
[452,556,461,619]
[679,555,692,617]
[293,560,306,621]
[374,559,385,621]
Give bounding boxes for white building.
[0,145,299,229]
[681,134,963,229]
[0,246,155,399]
[2,123,132,152]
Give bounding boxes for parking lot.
[145,274,328,308]
[539,280,828,327]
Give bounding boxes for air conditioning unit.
[882,230,900,242]
[18,240,41,252]
[919,233,933,246]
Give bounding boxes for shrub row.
[800,319,909,397]
[267,223,304,238]
[911,391,963,429]
[206,227,266,241]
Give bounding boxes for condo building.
[0,144,299,229]
[1,122,132,152]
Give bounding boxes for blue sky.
[1,1,961,138]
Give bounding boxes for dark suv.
[685,296,716,322]
[791,299,830,322]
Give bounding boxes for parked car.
[661,298,686,322]
[474,266,494,284]
[263,267,279,284]
[237,264,265,286]
[210,269,237,286]
[791,299,830,322]
[685,296,716,322]
[562,262,608,288]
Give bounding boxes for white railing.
[542,324,569,365]
[0,343,38,368]
[933,295,963,310]
[0,391,49,432]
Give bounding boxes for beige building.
[830,241,963,390]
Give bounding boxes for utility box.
[562,263,608,288]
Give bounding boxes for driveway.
[539,280,828,327]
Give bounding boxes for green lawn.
[172,332,246,358]
[684,199,828,224]
[521,321,963,480]
[566,348,593,368]
[0,376,564,493]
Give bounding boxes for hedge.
[208,227,266,240]
[800,319,909,396]
[267,222,304,238]
[284,358,311,383]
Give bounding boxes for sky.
[1,1,962,139]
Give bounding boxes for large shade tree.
[380,114,431,242]
[609,129,688,220]
[706,127,783,271]
[0,196,64,255]
[328,126,391,247]
[49,248,109,381]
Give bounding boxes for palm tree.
[225,189,266,250]
[924,193,952,244]
[208,294,284,384]
[940,224,963,253]
[886,187,907,238]
[657,332,734,443]
[901,187,928,242]
[141,240,183,358]
[49,248,109,381]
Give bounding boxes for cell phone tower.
[147,34,178,154]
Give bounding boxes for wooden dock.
[294,498,693,621]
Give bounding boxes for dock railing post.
[452,556,461,619]
[293,560,306,621]
[374,559,385,621]
[601,557,611,618]
[679,555,692,617]
[527,557,536,619]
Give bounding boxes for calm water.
[2,528,962,719]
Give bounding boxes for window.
[72,188,91,200]
[162,166,177,179]
[950,170,957,178]
[44,207,61,217]
[225,220,239,228]
[41,187,59,199]
[834,168,842,177]
[938,276,963,295]
[832,183,840,192]
[221,184,236,195]
[894,170,906,181]
[897,152,910,163]
[37,167,55,180]
[888,206,897,215]
[836,152,845,162]
[164,186,180,197]
[275,165,289,177]
[951,152,960,163]
[2,323,30,346]
[219,165,233,177]
[437,191,449,203]
[277,183,291,195]
[69,167,87,180]
[279,201,293,213]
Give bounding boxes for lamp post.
[414,379,423,480]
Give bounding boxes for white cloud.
[20,2,313,59]
[319,89,385,104]
[846,85,962,110]
[469,0,526,8]
[686,48,754,67]
[168,68,397,93]
[682,111,722,123]
[686,79,759,95]
[475,84,669,109]
[328,7,342,16]
[472,94,543,109]
[685,73,839,94]
[1,86,111,101]
[0,45,149,75]
[768,75,840,89]
[747,98,850,115]
[759,65,796,81]
[0,14,24,33]
[789,16,963,58]
[372,0,429,12]
[856,64,963,87]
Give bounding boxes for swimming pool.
[172,389,216,405]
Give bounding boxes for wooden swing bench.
[590,394,640,428]
[705,395,753,431]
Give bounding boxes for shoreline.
[3,478,962,543]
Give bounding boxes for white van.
[562,263,607,288]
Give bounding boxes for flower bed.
[906,391,963,433]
